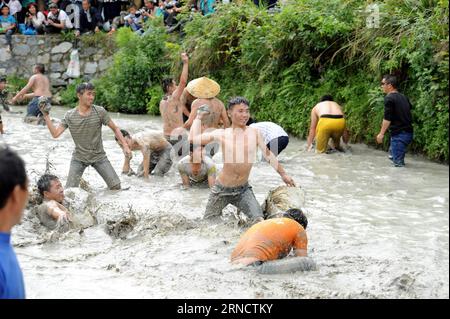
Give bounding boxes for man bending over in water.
[231,208,315,273]
[42,82,131,190]
[11,64,52,124]
[178,143,216,188]
[306,95,349,153]
[189,97,296,223]
[116,129,173,179]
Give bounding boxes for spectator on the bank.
[23,3,45,34]
[198,0,215,16]
[124,4,143,33]
[17,0,36,23]
[0,5,16,52]
[141,0,163,21]
[44,2,73,33]
[98,0,121,32]
[6,0,21,17]
[75,0,102,36]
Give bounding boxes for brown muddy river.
[1,105,448,298]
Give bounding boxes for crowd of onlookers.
[0,0,279,50]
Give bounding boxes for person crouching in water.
[178,143,217,189]
[116,129,173,179]
[36,174,72,230]
[231,208,316,274]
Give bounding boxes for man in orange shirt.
[231,208,316,273]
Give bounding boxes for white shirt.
[8,0,22,16]
[47,10,73,29]
[250,122,288,145]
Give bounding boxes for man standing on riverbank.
[189,97,296,223]
[0,147,28,299]
[376,75,413,167]
[160,52,189,153]
[42,82,131,190]
[11,64,52,121]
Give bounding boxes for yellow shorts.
[315,116,346,153]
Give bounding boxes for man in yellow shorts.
[306,95,349,153]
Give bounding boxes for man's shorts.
[137,145,173,176]
[315,115,346,153]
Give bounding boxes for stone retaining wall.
[0,34,113,86]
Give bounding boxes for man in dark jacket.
[76,0,103,35]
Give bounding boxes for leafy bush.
[6,75,28,95]
[95,21,171,114]
[92,0,449,162]
[59,78,83,107]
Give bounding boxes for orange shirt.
[231,218,308,265]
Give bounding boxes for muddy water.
[1,106,448,298]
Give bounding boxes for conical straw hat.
[186,77,220,99]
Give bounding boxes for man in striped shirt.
[42,82,131,190]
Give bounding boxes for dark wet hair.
[227,96,249,111]
[115,129,130,142]
[320,95,333,102]
[35,63,45,74]
[0,147,27,209]
[162,78,174,94]
[27,3,38,12]
[382,74,398,88]
[283,208,308,229]
[76,82,95,95]
[37,174,59,197]
[0,76,6,83]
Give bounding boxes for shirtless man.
[116,129,173,179]
[184,77,230,157]
[160,52,189,151]
[183,77,230,130]
[189,97,296,222]
[12,64,52,121]
[306,95,349,153]
[180,87,195,122]
[178,143,216,188]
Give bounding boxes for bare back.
[160,96,184,136]
[31,73,52,97]
[192,97,228,129]
[313,101,344,117]
[216,126,259,187]
[133,130,170,152]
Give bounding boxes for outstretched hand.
[282,174,296,187]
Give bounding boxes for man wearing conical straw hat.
[189,97,296,224]
[184,76,230,157]
[184,76,230,130]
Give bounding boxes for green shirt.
[61,105,111,163]
[21,0,35,8]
